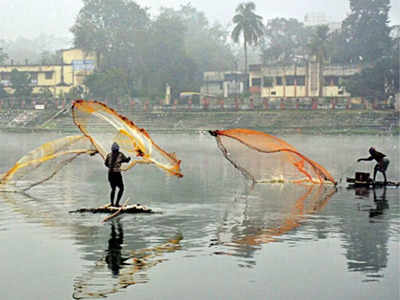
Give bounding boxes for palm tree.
[231,2,264,74]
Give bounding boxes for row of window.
[0,71,53,81]
[252,76,342,87]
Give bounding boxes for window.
[263,77,273,87]
[296,76,305,86]
[324,76,339,86]
[30,72,38,81]
[251,78,261,86]
[45,72,53,80]
[285,76,295,85]
[276,76,282,85]
[0,72,10,85]
[30,72,38,85]
[224,73,238,81]
[249,64,261,72]
[284,75,305,86]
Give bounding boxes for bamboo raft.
[346,172,399,188]
[69,203,155,215]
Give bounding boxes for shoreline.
[1,109,399,135]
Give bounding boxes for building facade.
[248,59,362,100]
[0,48,95,97]
[200,71,247,98]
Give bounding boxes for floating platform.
[346,172,399,188]
[346,177,400,188]
[69,203,155,214]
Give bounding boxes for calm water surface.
[0,131,399,300]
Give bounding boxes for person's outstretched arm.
[357,156,373,162]
[120,152,131,163]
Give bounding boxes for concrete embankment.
[1,109,399,134]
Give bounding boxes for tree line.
[0,0,399,104]
[70,1,235,103]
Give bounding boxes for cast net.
[72,100,182,177]
[210,128,336,184]
[0,135,96,191]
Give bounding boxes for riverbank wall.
[1,109,399,134]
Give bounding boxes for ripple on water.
[0,203,11,232]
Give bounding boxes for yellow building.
[248,60,362,99]
[0,48,96,97]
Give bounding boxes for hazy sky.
[0,0,399,41]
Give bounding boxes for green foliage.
[341,0,396,101]
[84,68,134,102]
[0,47,8,65]
[261,18,310,65]
[0,84,8,98]
[344,56,398,101]
[9,69,33,97]
[71,0,150,71]
[342,0,392,64]
[0,46,8,97]
[71,1,235,98]
[37,88,53,99]
[308,25,330,62]
[65,86,85,101]
[144,6,236,96]
[325,30,352,64]
[231,2,264,72]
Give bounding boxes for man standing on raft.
[357,147,389,184]
[105,142,131,207]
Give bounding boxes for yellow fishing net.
[0,135,95,191]
[210,128,336,184]
[72,100,182,177]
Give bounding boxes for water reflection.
[343,187,390,281]
[369,187,388,218]
[213,184,337,262]
[73,223,182,299]
[0,190,183,299]
[105,221,128,277]
[1,130,398,298]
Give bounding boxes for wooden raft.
[69,203,155,214]
[346,178,400,188]
[346,172,399,188]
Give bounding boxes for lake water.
[0,131,399,300]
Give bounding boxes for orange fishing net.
[210,128,336,184]
[72,100,182,177]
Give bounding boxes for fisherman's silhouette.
[369,187,388,218]
[105,221,130,276]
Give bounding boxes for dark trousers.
[108,171,124,206]
[374,158,390,182]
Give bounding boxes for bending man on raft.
[357,147,390,184]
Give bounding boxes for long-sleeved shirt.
[362,150,386,163]
[105,151,130,172]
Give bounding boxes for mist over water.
[0,131,399,300]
